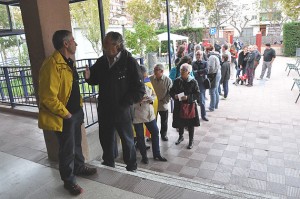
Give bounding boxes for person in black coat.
[170,63,200,149]
[192,50,208,121]
[220,54,230,99]
[236,46,248,85]
[85,32,145,172]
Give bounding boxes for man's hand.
[84,65,90,79]
[181,96,188,101]
[64,113,72,119]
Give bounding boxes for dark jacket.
[192,60,208,85]
[86,50,145,123]
[170,77,200,128]
[220,61,230,84]
[238,51,248,69]
[246,52,256,69]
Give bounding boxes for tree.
[207,0,234,38]
[280,0,300,20]
[260,0,290,36]
[70,0,110,56]
[126,0,215,25]
[125,20,159,57]
[229,3,258,37]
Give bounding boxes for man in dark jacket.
[85,32,145,172]
[192,50,208,121]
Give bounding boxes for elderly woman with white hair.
[170,63,200,149]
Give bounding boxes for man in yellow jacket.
[38,30,96,196]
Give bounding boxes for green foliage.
[125,20,159,57]
[0,5,9,29]
[70,0,110,56]
[283,22,300,56]
[281,0,300,20]
[157,27,203,54]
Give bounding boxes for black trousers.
[99,120,137,170]
[56,108,84,184]
[157,110,168,137]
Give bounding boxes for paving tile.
[199,162,218,171]
[195,147,210,154]
[222,150,238,159]
[212,171,231,183]
[189,153,207,161]
[249,170,267,181]
[285,168,300,178]
[219,157,235,166]
[245,178,267,191]
[166,163,183,173]
[186,159,202,168]
[216,164,233,173]
[180,166,199,177]
[286,176,300,188]
[196,169,215,179]
[207,149,223,156]
[235,159,251,169]
[267,182,287,195]
[267,173,285,184]
[267,165,285,175]
[204,155,221,164]
[287,186,300,197]
[250,162,267,172]
[232,167,249,177]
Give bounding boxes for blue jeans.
[222,80,229,98]
[134,120,160,157]
[100,120,137,170]
[209,72,221,110]
[198,83,206,118]
[56,108,84,184]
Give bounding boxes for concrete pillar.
[19,0,89,161]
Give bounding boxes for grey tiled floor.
[1,56,300,198]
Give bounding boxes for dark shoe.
[101,161,115,168]
[126,168,137,172]
[175,136,184,145]
[187,141,194,149]
[202,117,209,121]
[154,155,167,162]
[246,84,253,87]
[146,145,151,150]
[141,156,149,164]
[64,182,83,196]
[76,166,97,176]
[161,136,169,141]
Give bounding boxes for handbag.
[203,78,211,89]
[180,102,196,119]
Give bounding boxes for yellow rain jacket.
[38,50,82,132]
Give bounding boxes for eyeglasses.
[180,68,188,72]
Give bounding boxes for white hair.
[180,63,192,73]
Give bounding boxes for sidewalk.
[0,56,300,198]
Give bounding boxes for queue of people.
[38,29,276,196]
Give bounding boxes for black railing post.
[87,59,96,94]
[0,80,5,100]
[20,69,29,99]
[3,67,15,108]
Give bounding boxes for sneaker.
[76,166,97,176]
[246,84,253,87]
[161,136,169,141]
[257,77,262,80]
[266,78,270,81]
[221,97,227,100]
[64,182,83,196]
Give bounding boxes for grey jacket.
[150,75,172,111]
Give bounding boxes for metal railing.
[0,58,99,128]
[0,57,144,128]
